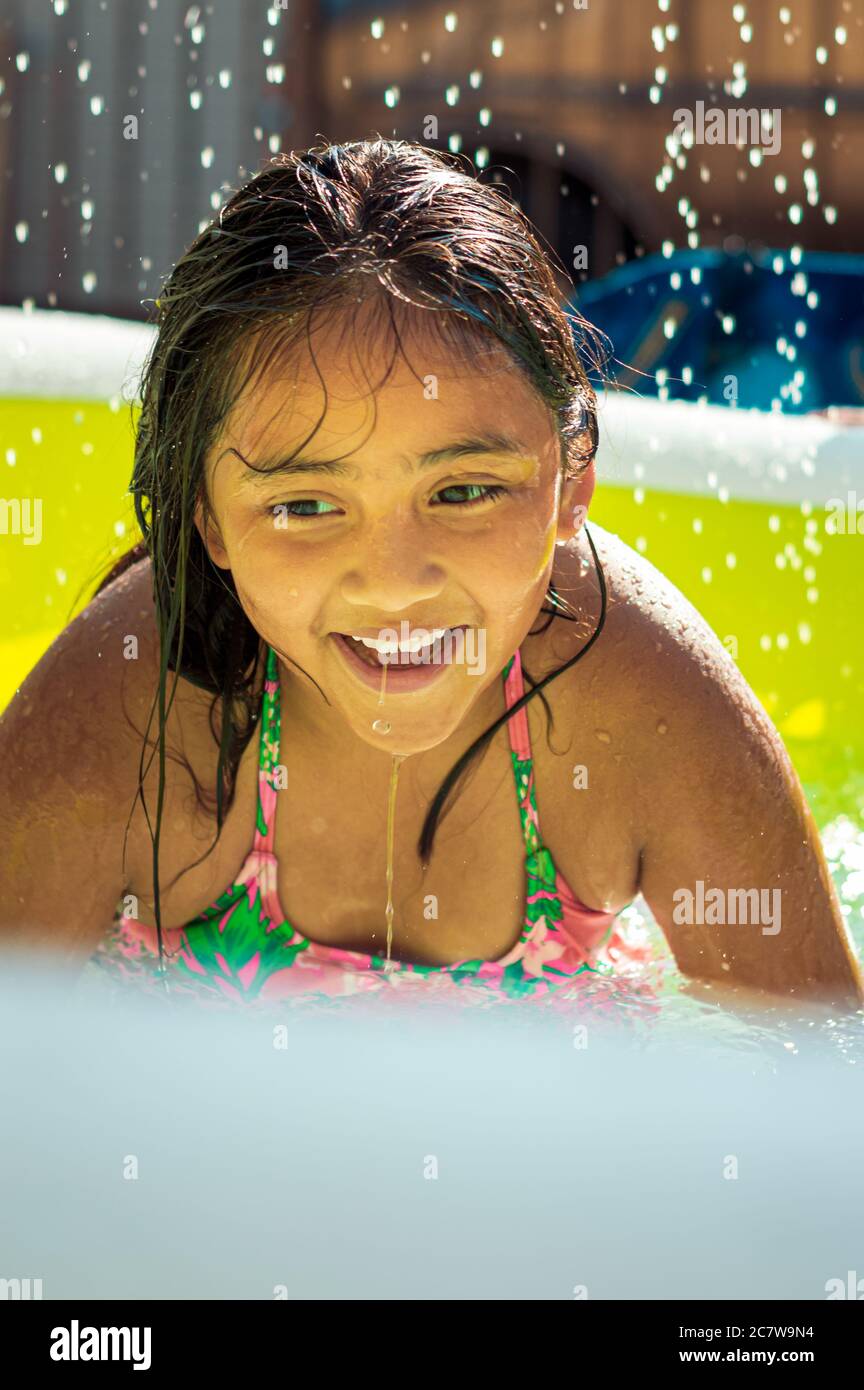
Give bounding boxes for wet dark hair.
[92,137,610,980]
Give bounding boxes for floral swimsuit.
[90,644,657,1014]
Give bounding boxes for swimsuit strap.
[252,643,282,854]
[501,648,544,858]
[254,643,542,860]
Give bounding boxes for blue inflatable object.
[571,248,864,412]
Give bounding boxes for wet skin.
[193,313,593,761]
[1,315,862,1010]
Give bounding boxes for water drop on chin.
[372,719,391,735]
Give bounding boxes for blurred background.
[1,0,863,318]
[4,10,864,1295]
[0,1,863,953]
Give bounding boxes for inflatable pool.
[2,306,863,994]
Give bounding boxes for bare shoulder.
[578,524,771,710]
[551,523,742,690]
[0,555,208,800]
[570,531,860,1005]
[0,555,176,951]
[547,523,791,805]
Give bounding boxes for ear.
[193,495,231,570]
[555,459,596,545]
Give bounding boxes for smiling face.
[194,302,594,757]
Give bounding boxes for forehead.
[217,301,558,468]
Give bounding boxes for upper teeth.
[351,627,450,654]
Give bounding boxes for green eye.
[271,500,340,519]
[268,484,508,521]
[434,484,508,507]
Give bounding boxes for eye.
[432,483,509,508]
[269,499,342,520]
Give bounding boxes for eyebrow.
[228,430,536,486]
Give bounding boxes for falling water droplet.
[657,720,668,735]
[372,720,391,735]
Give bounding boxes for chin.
[344,708,463,759]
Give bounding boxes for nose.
[338,517,447,613]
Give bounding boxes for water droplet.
[372,720,391,735]
[656,720,668,735]
[14,221,28,243]
[594,729,612,744]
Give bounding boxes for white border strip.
[0,307,153,403]
[596,391,863,507]
[1,308,861,507]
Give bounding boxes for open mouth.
[330,626,470,693]
[336,626,467,668]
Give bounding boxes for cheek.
[233,575,325,654]
[479,491,556,582]
[460,530,551,631]
[227,520,325,634]
[537,520,557,575]
[520,482,561,579]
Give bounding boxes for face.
[194,307,594,758]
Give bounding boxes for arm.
[0,567,152,967]
[636,633,863,1012]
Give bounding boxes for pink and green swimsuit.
[90,644,656,1011]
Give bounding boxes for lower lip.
[330,631,464,693]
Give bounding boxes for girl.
[0,140,861,1014]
